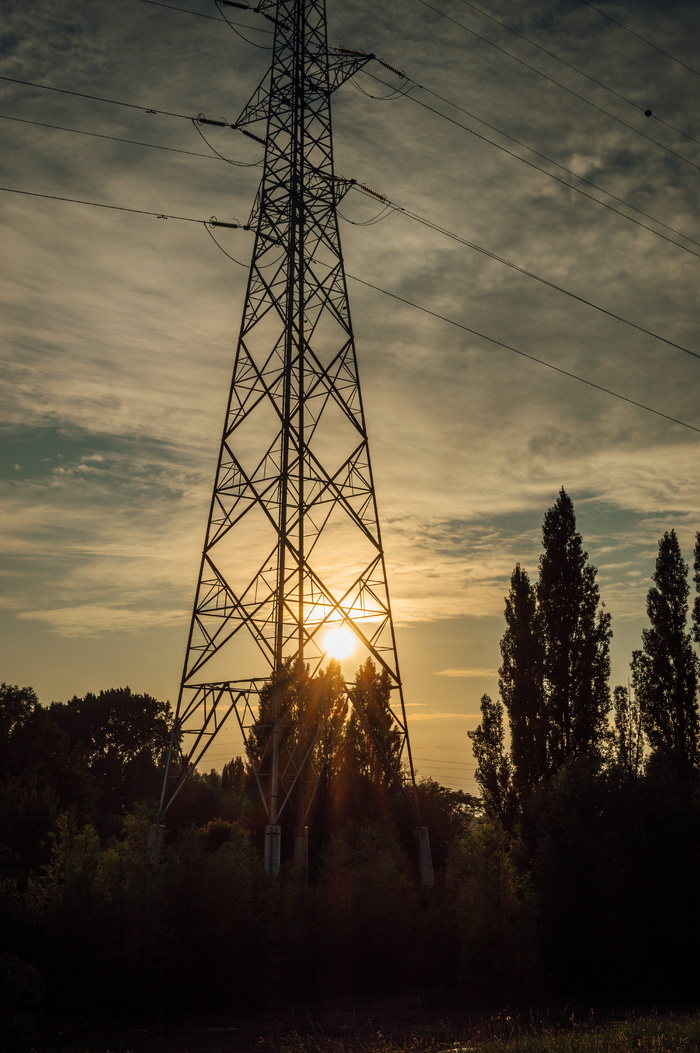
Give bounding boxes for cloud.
[406,711,481,722]
[433,668,498,679]
[2,0,699,757]
[18,605,189,638]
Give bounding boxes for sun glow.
[322,625,357,660]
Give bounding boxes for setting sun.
[322,625,357,660]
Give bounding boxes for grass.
[29,1011,700,1052]
[251,1014,700,1053]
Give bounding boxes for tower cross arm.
[234,49,373,130]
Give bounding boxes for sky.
[1,0,699,794]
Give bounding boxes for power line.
[399,75,700,256]
[453,0,700,149]
[348,273,700,436]
[577,0,700,80]
[3,182,696,435]
[349,184,700,363]
[0,73,193,121]
[0,184,247,228]
[137,0,273,34]
[9,65,697,265]
[0,112,227,161]
[366,71,700,264]
[413,0,700,174]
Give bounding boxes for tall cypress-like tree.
[468,693,514,826]
[499,564,546,801]
[631,530,699,769]
[611,684,644,775]
[693,531,700,647]
[538,489,611,770]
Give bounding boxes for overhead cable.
[2,180,695,435]
[348,274,700,436]
[365,71,700,263]
[577,0,700,79]
[454,0,700,149]
[349,183,700,362]
[413,0,700,173]
[138,0,273,33]
[0,112,228,161]
[0,73,193,120]
[0,184,247,229]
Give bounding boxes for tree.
[611,684,644,775]
[631,530,699,769]
[48,688,172,815]
[346,658,402,787]
[499,565,546,801]
[538,489,611,769]
[468,694,514,827]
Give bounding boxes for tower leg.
[264,824,281,876]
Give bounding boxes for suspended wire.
[205,223,285,268]
[204,221,249,264]
[0,73,193,120]
[453,0,700,149]
[191,117,262,165]
[0,112,228,161]
[138,0,273,34]
[351,78,415,102]
[0,183,240,226]
[391,73,700,256]
[215,0,273,48]
[413,0,700,174]
[4,186,697,434]
[9,61,697,264]
[577,0,700,80]
[348,184,700,362]
[336,202,396,226]
[364,71,700,264]
[7,67,696,262]
[347,273,700,435]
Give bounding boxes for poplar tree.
[538,489,611,770]
[499,564,546,800]
[631,530,699,769]
[611,684,644,775]
[468,693,514,826]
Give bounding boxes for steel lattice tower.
[161,0,432,881]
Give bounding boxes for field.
[27,1009,700,1053]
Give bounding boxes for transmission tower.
[160,0,432,883]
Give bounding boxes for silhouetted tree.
[538,489,611,769]
[611,684,644,775]
[468,694,514,826]
[631,530,699,769]
[49,687,172,816]
[693,530,700,647]
[499,565,546,801]
[346,658,402,787]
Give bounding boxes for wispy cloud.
[433,668,498,679]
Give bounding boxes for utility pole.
[160,0,433,886]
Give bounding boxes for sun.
[322,625,356,660]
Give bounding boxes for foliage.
[499,566,546,800]
[48,687,172,816]
[537,490,611,770]
[468,695,514,828]
[610,684,644,774]
[0,953,44,1053]
[447,820,536,1003]
[631,530,699,769]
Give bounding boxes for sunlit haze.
[2,0,699,795]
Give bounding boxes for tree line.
[468,489,700,1002]
[3,488,700,1048]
